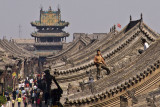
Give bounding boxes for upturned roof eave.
[31,33,70,38]
[31,22,69,28]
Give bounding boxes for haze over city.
[1,1,160,107]
[0,0,160,42]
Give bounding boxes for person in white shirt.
[21,82,25,90]
[141,38,149,50]
[30,79,33,83]
[30,79,33,88]
[18,83,22,89]
[33,85,37,90]
[139,38,149,54]
[144,42,149,50]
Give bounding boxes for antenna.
[19,25,22,38]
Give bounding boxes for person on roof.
[94,50,110,80]
[138,38,150,54]
[142,39,149,50]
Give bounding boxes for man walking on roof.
[94,50,110,80]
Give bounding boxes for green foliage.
[0,96,6,106]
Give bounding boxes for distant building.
[12,39,35,51]
[31,6,69,57]
[73,33,108,41]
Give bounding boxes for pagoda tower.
[31,7,69,57]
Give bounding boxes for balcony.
[34,42,63,46]
[31,32,69,37]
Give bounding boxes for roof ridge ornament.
[49,6,52,11]
[130,15,132,22]
[114,25,116,31]
[40,5,43,11]
[141,13,143,21]
[139,13,143,29]
[58,4,60,11]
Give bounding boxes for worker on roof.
[94,50,110,80]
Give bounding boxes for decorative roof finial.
[49,6,52,11]
[40,5,43,12]
[57,4,61,13]
[58,4,60,10]
[130,15,132,21]
[141,13,143,20]
[112,26,114,32]
[114,25,116,30]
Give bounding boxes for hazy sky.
[0,0,160,42]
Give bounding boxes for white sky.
[0,0,160,42]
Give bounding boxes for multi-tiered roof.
[43,15,160,106]
[31,7,69,56]
[31,7,69,27]
[31,7,69,38]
